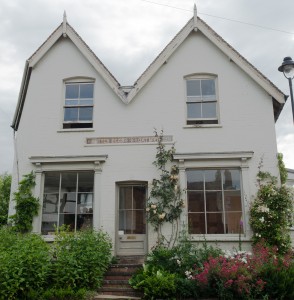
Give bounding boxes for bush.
[129,265,176,299]
[51,229,112,290]
[0,173,11,226]
[0,227,51,300]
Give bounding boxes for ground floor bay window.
[41,171,94,235]
[187,169,243,235]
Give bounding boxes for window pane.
[223,170,240,190]
[187,170,203,190]
[225,212,243,234]
[188,213,205,234]
[77,214,93,231]
[41,214,58,235]
[64,107,78,121]
[187,80,201,96]
[80,84,94,98]
[188,191,204,212]
[59,214,75,231]
[119,210,132,233]
[79,107,93,121]
[60,192,76,213]
[187,103,201,118]
[201,80,216,100]
[44,173,60,193]
[207,213,224,234]
[224,191,242,212]
[77,193,93,213]
[43,194,58,213]
[205,170,222,190]
[78,172,94,192]
[202,102,216,118]
[133,210,146,234]
[119,187,132,209]
[206,191,223,212]
[66,84,79,99]
[133,186,146,209]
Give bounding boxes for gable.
[11,13,285,130]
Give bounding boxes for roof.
[11,10,286,130]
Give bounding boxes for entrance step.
[98,256,144,298]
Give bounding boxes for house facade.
[9,9,287,255]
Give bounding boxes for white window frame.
[62,77,95,129]
[185,74,219,125]
[30,155,107,240]
[174,151,253,241]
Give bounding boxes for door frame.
[115,181,148,256]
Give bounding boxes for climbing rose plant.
[249,170,293,254]
[146,130,184,248]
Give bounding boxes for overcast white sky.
[0,0,294,173]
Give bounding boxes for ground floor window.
[187,169,243,234]
[41,171,94,235]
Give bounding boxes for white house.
[9,8,287,255]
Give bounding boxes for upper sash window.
[63,82,94,129]
[186,77,218,125]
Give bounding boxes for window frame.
[186,168,243,235]
[185,74,219,125]
[41,171,95,235]
[62,78,95,129]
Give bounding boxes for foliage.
[277,153,288,184]
[130,234,222,299]
[30,288,90,300]
[129,264,176,300]
[0,173,11,226]
[9,171,40,233]
[0,227,51,300]
[0,227,112,299]
[192,242,294,300]
[147,130,184,247]
[249,170,293,254]
[51,229,112,290]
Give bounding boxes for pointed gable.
[12,12,285,130]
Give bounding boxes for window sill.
[57,129,95,133]
[183,124,222,129]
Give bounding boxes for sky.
[0,0,294,174]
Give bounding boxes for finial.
[193,3,198,31]
[63,11,67,37]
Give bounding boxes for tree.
[0,173,12,226]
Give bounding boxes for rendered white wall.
[10,30,281,251]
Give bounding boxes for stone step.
[95,296,141,300]
[98,288,142,297]
[102,279,130,289]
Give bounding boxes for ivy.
[146,130,184,248]
[10,171,40,233]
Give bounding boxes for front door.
[117,183,147,255]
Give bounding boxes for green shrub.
[129,265,176,299]
[51,229,112,290]
[38,287,89,300]
[0,227,51,300]
[0,173,11,226]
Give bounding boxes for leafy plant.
[147,130,184,247]
[249,170,293,254]
[51,229,112,290]
[0,227,51,300]
[0,173,11,226]
[129,264,176,299]
[9,171,39,233]
[277,153,288,185]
